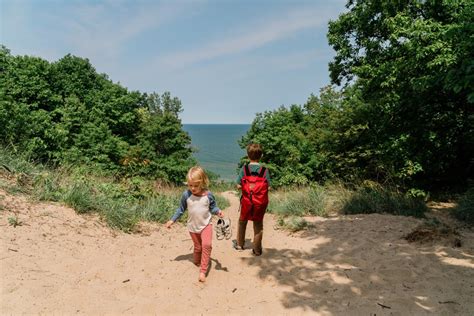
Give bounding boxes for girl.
[165,166,224,282]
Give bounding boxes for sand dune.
[1,190,473,315]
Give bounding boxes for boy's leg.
[253,220,263,255]
[199,224,213,275]
[237,220,248,248]
[189,232,202,266]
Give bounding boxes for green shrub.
[454,188,474,225]
[341,183,426,217]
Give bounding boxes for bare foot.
[198,273,206,282]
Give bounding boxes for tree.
[0,47,194,183]
[327,0,474,189]
[240,105,314,186]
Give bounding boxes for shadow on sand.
[240,215,473,315]
[174,253,229,276]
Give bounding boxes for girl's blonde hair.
[187,166,209,190]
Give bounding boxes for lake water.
[183,124,250,182]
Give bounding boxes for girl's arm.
[208,192,224,218]
[165,191,190,228]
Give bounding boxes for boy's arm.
[265,168,271,187]
[235,166,244,189]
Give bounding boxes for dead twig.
[377,302,391,309]
[439,301,460,305]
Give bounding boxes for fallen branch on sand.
[377,302,391,309]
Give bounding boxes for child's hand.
[165,220,174,228]
[218,210,225,218]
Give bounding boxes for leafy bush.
[453,188,474,225]
[239,105,313,187]
[327,1,474,189]
[239,1,473,192]
[0,46,194,184]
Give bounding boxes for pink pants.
[189,224,213,274]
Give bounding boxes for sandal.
[222,218,232,240]
[232,240,244,251]
[215,218,232,240]
[215,218,225,240]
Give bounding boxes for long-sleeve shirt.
[171,190,221,233]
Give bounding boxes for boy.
[234,143,271,256]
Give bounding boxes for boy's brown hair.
[246,143,263,161]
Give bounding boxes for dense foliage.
[242,0,473,191]
[0,46,194,183]
[454,187,474,224]
[327,0,473,189]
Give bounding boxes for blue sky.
[1,0,347,124]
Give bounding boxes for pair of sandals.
[215,218,232,240]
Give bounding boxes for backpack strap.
[244,164,251,177]
[258,167,267,178]
[244,164,267,178]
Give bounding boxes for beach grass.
[0,147,229,232]
[269,181,427,231]
[0,147,440,233]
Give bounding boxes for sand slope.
[1,189,473,315]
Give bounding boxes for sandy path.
[1,190,473,315]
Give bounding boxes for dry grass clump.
[404,218,462,247]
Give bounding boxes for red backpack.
[240,164,269,221]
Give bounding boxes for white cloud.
[157,6,335,70]
[64,1,188,62]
